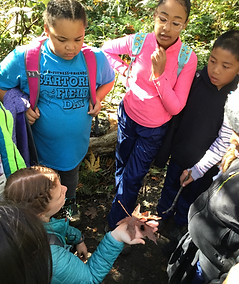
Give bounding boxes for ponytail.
[221,133,239,172]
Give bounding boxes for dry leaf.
[151,176,159,181]
[132,204,161,222]
[84,207,97,219]
[117,204,160,244]
[84,151,100,172]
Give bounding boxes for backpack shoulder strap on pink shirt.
[81,44,97,106]
[24,36,47,110]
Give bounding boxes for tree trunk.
[88,129,117,155]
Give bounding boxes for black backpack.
[167,232,199,284]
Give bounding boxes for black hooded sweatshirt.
[171,66,238,169]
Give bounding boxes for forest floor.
[75,154,171,284]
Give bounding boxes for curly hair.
[4,166,59,215]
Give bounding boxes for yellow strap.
[217,171,239,192]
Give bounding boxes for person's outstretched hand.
[111,221,158,245]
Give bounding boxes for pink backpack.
[24,36,97,110]
[24,37,98,165]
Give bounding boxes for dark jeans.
[108,100,168,229]
[157,159,218,226]
[56,163,80,199]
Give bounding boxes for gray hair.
[225,85,239,133]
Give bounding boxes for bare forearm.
[96,80,115,102]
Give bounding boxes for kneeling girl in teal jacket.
[3,165,158,284]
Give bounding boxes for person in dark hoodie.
[156,30,239,238]
[168,85,239,284]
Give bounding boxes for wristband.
[76,234,85,244]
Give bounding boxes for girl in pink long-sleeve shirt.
[102,0,197,229]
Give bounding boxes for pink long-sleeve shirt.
[102,33,197,127]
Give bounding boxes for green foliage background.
[0,0,238,195]
[0,0,238,68]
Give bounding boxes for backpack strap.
[126,32,148,81]
[128,34,192,81]
[131,32,148,58]
[81,44,97,106]
[177,43,192,77]
[47,233,64,247]
[25,36,48,110]
[25,39,97,108]
[81,44,98,134]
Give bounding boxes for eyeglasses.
[156,14,184,32]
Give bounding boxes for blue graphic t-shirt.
[0,40,115,170]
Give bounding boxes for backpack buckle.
[26,70,40,78]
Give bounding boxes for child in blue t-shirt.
[0,0,115,221]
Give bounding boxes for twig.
[118,200,131,217]
[162,170,192,214]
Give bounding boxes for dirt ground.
[76,158,171,284]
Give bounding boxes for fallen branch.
[88,129,117,155]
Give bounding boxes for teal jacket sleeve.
[65,224,82,244]
[50,232,124,284]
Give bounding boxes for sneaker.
[64,203,81,224]
[61,199,81,226]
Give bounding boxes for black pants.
[56,163,80,199]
